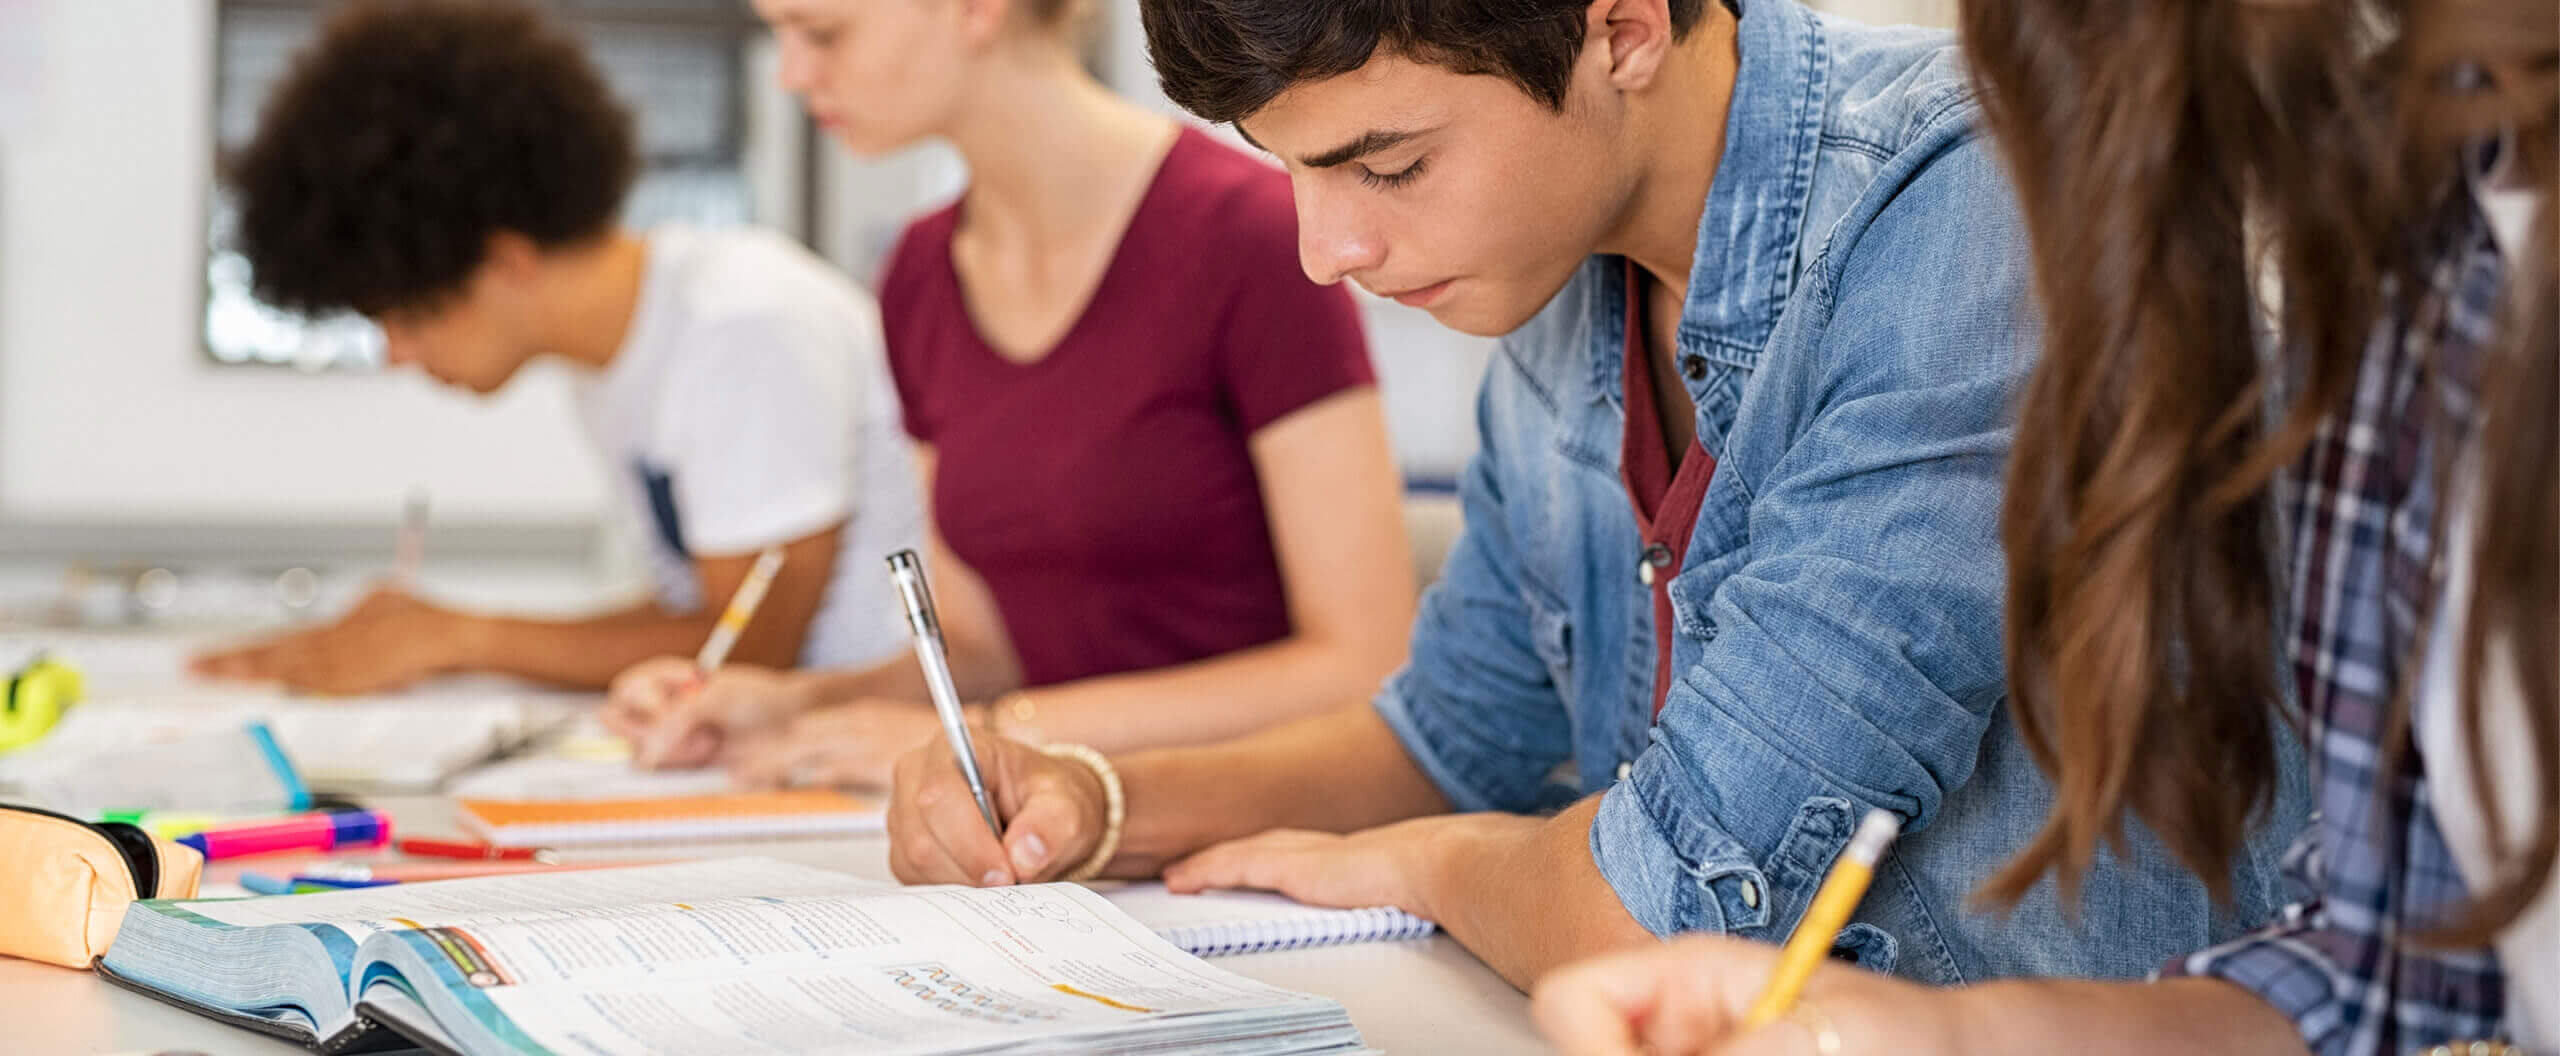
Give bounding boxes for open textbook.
[97,858,1433,1055]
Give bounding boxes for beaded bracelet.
[1036,742,1123,882]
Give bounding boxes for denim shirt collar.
[1585,0,1827,401]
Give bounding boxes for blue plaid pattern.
[2163,192,2520,1053]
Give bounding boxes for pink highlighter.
[175,810,394,861]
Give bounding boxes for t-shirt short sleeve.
[655,312,865,556]
[1210,177,1375,434]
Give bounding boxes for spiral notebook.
[455,789,882,847]
[1106,882,1439,955]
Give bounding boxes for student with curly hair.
[194,0,926,692]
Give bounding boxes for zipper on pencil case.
[0,800,160,898]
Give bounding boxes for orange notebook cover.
[455,789,883,847]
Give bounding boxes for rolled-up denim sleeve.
[1372,347,1576,815]
[1591,134,2031,939]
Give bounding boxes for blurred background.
[0,0,1954,630]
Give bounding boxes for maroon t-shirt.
[1619,261,1716,719]
[880,128,1375,688]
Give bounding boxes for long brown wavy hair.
[1964,0,2556,946]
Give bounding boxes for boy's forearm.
[1108,703,1453,875]
[1423,797,1654,991]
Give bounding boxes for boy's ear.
[480,230,545,282]
[955,0,1010,47]
[1587,0,1678,94]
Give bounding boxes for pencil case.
[0,802,203,968]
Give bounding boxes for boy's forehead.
[1239,56,1481,158]
[751,0,842,22]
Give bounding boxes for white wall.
[0,1,608,531]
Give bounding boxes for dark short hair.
[225,0,636,316]
[1142,0,1712,125]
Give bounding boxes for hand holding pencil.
[602,658,808,768]
[604,547,790,769]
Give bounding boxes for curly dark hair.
[225,0,636,316]
[1140,0,1713,126]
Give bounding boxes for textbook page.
[0,688,577,796]
[378,882,1350,1056]
[174,858,883,944]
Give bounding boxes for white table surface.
[0,794,1549,1055]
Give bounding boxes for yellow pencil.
[635,546,786,769]
[1740,808,1902,1029]
[694,546,786,673]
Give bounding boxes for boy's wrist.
[1408,811,1532,925]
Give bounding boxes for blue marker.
[239,872,296,896]
[286,874,400,890]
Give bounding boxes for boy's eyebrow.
[1297,128,1428,169]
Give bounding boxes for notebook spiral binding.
[1162,906,1438,957]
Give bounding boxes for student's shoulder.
[1146,127,1302,276]
[668,226,875,323]
[878,201,963,307]
[1796,23,2030,385]
[653,227,878,374]
[1800,15,2021,291]
[1812,14,1979,168]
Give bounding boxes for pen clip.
[886,550,941,639]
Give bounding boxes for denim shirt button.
[1614,760,1634,783]
[1637,543,1672,586]
[1680,354,1708,381]
[1741,879,1761,910]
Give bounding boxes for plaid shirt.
[2161,189,2520,1053]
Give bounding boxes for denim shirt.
[1373,0,2302,984]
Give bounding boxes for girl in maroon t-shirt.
[604,0,1416,788]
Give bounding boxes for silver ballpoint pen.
[886,549,1004,840]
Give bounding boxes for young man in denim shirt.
[882,0,2301,989]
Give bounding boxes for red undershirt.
[1618,260,1717,718]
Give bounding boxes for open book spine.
[90,957,408,1055]
[1162,907,1438,957]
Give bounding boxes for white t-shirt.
[2414,155,2551,1047]
[2418,484,2556,1048]
[574,225,923,668]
